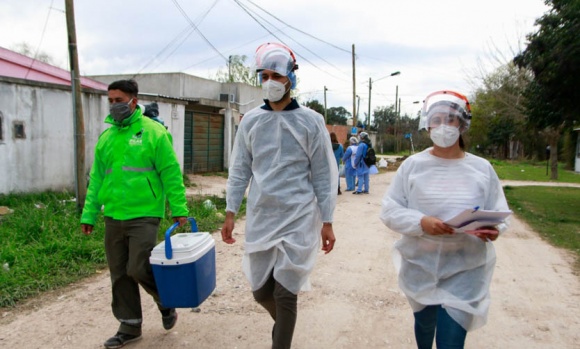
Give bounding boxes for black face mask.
[109,98,133,123]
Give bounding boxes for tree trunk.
[543,126,562,180]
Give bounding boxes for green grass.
[504,186,580,270]
[0,190,244,308]
[491,160,580,183]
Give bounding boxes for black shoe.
[352,191,362,195]
[162,308,178,330]
[338,189,342,195]
[104,332,142,349]
[362,191,369,194]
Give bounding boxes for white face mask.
[262,79,288,102]
[430,124,460,148]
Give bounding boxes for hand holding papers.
[443,208,512,233]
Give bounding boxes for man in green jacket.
[80,79,188,349]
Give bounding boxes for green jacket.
[80,106,188,225]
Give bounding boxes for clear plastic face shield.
[418,91,472,133]
[253,43,298,89]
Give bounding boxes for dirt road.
[1,172,579,348]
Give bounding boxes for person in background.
[342,136,358,191]
[221,42,337,349]
[380,90,510,349]
[353,132,371,194]
[80,79,188,349]
[330,132,344,195]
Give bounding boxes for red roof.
[0,46,107,90]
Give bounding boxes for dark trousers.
[253,273,298,349]
[104,217,169,336]
[413,305,467,349]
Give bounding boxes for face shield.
[418,91,472,133]
[253,43,298,89]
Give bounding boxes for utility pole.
[324,86,328,123]
[352,44,357,129]
[65,0,86,211]
[367,77,372,130]
[228,55,232,82]
[394,85,399,152]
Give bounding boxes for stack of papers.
[443,209,512,233]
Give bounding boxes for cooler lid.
[150,232,215,265]
[152,232,211,255]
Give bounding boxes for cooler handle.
[164,217,199,260]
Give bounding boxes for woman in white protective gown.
[380,90,510,349]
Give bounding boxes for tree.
[12,42,57,66]
[215,55,257,85]
[326,106,349,125]
[304,99,325,116]
[469,63,532,159]
[514,0,580,178]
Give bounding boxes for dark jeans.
[252,273,298,349]
[413,305,467,349]
[104,217,169,336]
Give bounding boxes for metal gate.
[183,111,224,173]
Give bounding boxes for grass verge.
[0,190,244,308]
[504,186,580,271]
[492,160,580,183]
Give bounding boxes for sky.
[0,0,549,119]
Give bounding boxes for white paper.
[443,208,512,232]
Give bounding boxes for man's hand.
[81,224,93,235]
[173,216,188,227]
[321,223,336,254]
[420,216,454,236]
[221,211,236,244]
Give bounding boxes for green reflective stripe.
[122,166,154,172]
[105,168,112,174]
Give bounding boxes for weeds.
[0,190,243,307]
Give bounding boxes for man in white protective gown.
[380,90,510,349]
[221,42,337,349]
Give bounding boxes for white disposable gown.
[226,104,337,294]
[380,148,509,331]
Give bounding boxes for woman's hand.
[467,227,499,242]
[420,216,454,236]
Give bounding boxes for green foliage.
[326,106,350,125]
[215,55,257,85]
[514,0,580,128]
[304,99,325,116]
[0,191,243,307]
[470,63,532,159]
[504,186,580,269]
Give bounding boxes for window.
[13,121,25,139]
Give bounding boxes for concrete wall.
[0,77,186,194]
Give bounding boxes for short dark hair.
[108,79,138,97]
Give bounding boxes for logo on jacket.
[129,129,143,146]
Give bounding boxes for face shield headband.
[253,43,298,89]
[418,91,471,131]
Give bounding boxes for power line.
[233,0,348,82]
[245,0,350,54]
[25,0,56,79]
[170,0,227,62]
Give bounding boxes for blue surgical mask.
[109,98,133,123]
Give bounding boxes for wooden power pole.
[352,44,357,129]
[65,0,86,211]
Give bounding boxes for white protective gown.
[226,104,338,294]
[380,148,509,331]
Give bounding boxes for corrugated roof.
[0,46,108,90]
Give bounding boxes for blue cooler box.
[150,230,216,308]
